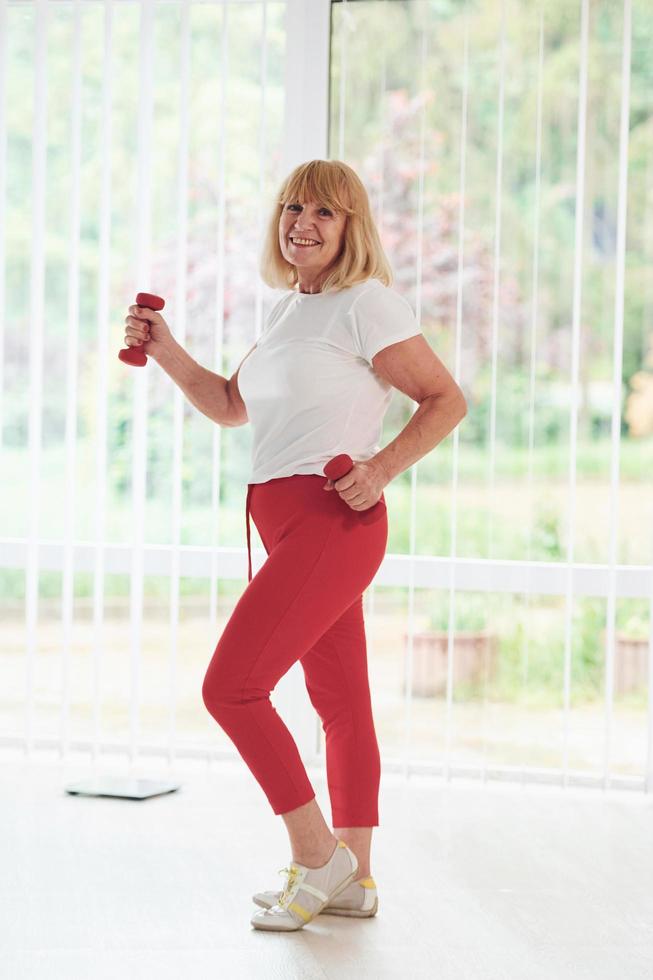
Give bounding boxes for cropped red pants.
[201,474,388,827]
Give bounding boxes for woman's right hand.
[124,303,174,360]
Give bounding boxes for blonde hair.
[259,159,393,293]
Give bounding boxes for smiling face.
[278,199,348,292]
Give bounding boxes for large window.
[1,0,651,790]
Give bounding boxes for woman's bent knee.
[202,670,266,720]
[202,671,238,719]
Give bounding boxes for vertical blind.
[331,0,652,791]
[1,0,652,792]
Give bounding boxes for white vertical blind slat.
[478,0,507,781]
[562,0,590,785]
[166,0,192,764]
[487,0,506,563]
[522,1,545,784]
[60,0,83,757]
[401,21,428,779]
[92,0,114,761]
[126,0,156,763]
[25,0,49,756]
[445,1,471,781]
[254,1,268,347]
[209,2,228,644]
[336,0,348,160]
[603,0,632,787]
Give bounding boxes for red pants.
[201,474,388,827]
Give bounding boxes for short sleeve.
[349,283,422,365]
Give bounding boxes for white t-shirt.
[238,277,422,484]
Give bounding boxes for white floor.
[1,751,652,980]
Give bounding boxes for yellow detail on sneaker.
[288,901,311,922]
[278,865,301,906]
[357,877,376,889]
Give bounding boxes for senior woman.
[123,159,467,932]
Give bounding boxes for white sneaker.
[250,839,358,932]
[253,874,378,918]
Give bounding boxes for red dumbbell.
[323,453,385,524]
[118,292,166,366]
[323,454,354,481]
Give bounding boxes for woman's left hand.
[323,459,389,511]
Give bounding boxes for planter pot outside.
[402,629,499,697]
[601,630,650,695]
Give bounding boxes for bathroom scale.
[64,776,181,800]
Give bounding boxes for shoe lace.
[277,865,300,907]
